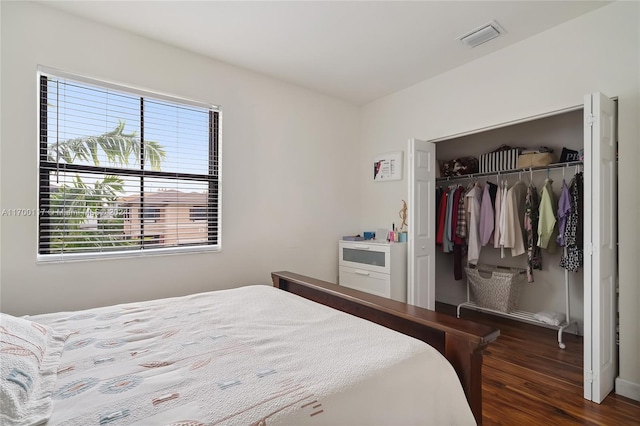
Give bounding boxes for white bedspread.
[29,285,475,425]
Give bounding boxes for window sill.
[37,244,221,264]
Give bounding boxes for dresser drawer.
[338,266,391,298]
[339,241,390,274]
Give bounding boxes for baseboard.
[615,377,640,402]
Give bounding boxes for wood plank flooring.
[435,303,640,425]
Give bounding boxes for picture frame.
[373,151,403,181]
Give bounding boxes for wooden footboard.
[272,271,499,425]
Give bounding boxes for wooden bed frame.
[272,271,499,425]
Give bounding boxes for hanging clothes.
[538,179,558,254]
[524,182,542,282]
[479,183,494,246]
[487,182,498,208]
[503,180,528,257]
[560,172,584,272]
[455,187,467,242]
[556,180,571,247]
[493,181,502,249]
[442,186,457,253]
[451,186,466,280]
[498,180,509,257]
[436,189,448,246]
[435,187,443,237]
[463,181,475,239]
[465,184,483,265]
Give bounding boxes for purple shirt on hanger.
[556,180,572,246]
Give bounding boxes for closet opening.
[434,109,585,343]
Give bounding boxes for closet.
[407,93,617,404]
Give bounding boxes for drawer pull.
[354,270,370,276]
[350,245,370,250]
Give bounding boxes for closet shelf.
[437,160,583,182]
[456,301,578,349]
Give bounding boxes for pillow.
[1,313,70,426]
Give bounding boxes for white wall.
[360,2,640,398]
[0,2,360,315]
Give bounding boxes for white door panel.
[583,92,617,403]
[408,139,436,310]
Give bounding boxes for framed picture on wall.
[373,151,403,181]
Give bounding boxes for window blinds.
[38,71,220,260]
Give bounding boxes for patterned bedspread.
[29,285,475,425]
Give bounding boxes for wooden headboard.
[272,271,499,425]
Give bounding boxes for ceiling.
[41,1,610,105]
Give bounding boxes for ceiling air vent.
[458,21,504,48]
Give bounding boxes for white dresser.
[338,240,407,302]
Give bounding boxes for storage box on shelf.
[479,147,520,173]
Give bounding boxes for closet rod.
[437,160,583,182]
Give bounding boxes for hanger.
[545,167,553,185]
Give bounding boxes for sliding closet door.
[407,139,436,310]
[583,92,617,403]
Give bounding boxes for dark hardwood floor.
[436,303,640,425]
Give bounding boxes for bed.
[1,271,498,426]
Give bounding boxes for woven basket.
[465,264,526,313]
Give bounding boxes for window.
[38,69,220,260]
[142,207,161,222]
[190,206,208,221]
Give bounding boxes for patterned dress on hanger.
[525,183,542,282]
[560,172,584,272]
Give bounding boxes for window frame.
[36,66,222,262]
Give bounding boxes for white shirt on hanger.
[503,180,528,257]
[499,180,509,257]
[493,182,502,249]
[465,184,483,265]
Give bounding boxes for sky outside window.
[46,78,210,192]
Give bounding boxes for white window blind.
[38,71,220,261]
